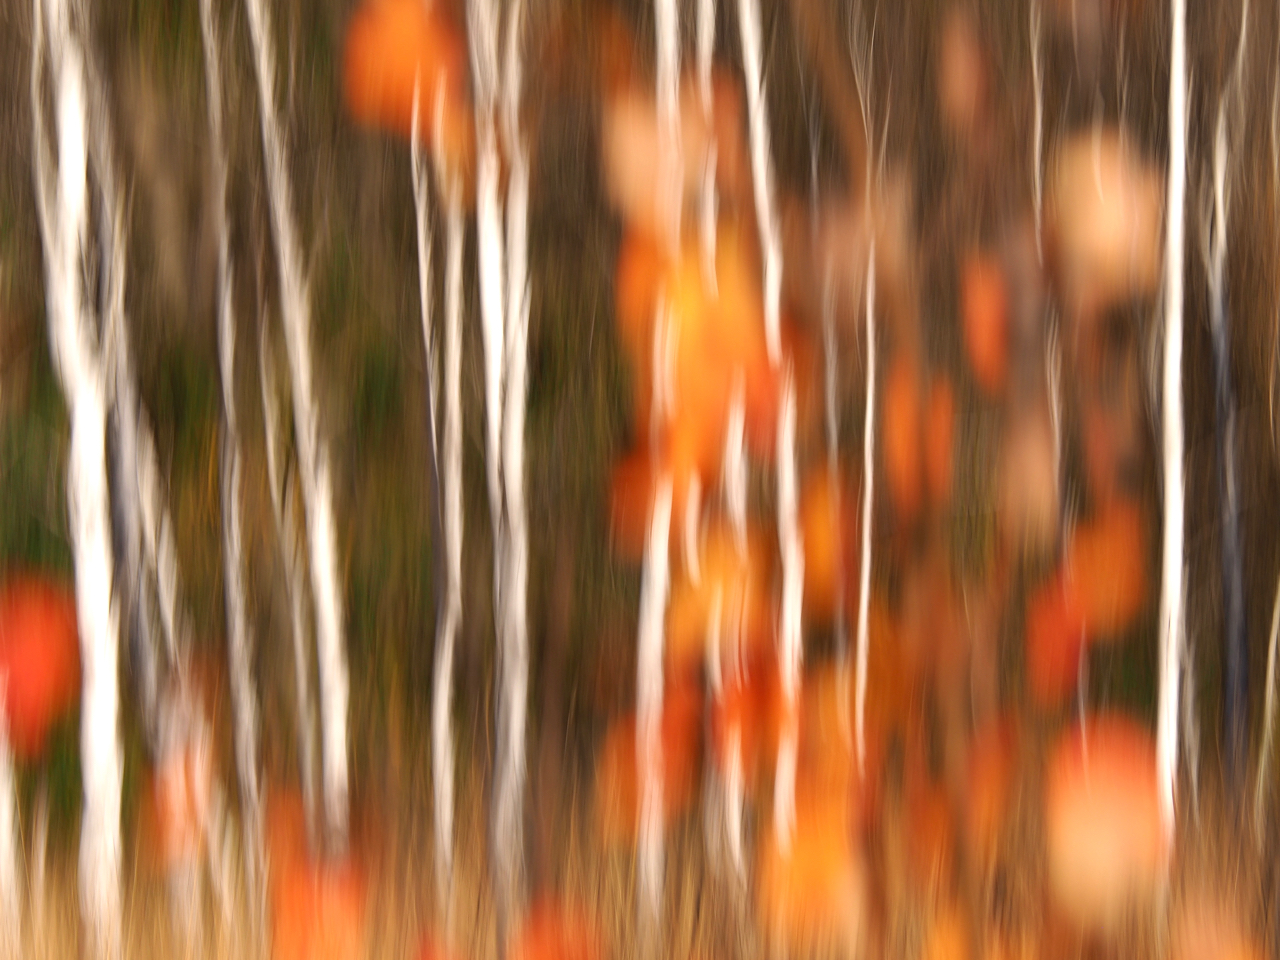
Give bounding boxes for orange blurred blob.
[800,470,859,625]
[1025,574,1086,709]
[962,715,1017,867]
[595,681,702,843]
[1044,712,1168,934]
[140,736,215,872]
[883,355,923,525]
[905,771,955,889]
[667,523,774,676]
[268,791,368,960]
[343,0,474,177]
[1173,897,1263,960]
[925,376,956,508]
[1063,499,1146,638]
[961,253,1008,397]
[997,406,1059,556]
[415,936,461,960]
[757,791,865,953]
[508,899,603,960]
[923,904,971,960]
[0,574,80,761]
[709,654,786,788]
[1027,501,1146,706]
[1048,131,1163,321]
[602,74,748,240]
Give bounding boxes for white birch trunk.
[854,246,875,775]
[0,696,18,958]
[1156,0,1188,846]
[31,0,122,949]
[200,0,265,914]
[259,328,321,851]
[244,0,350,851]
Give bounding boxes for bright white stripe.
[245,0,350,850]
[1256,574,1280,839]
[258,327,320,850]
[1156,0,1188,846]
[1030,0,1044,263]
[0,686,17,957]
[201,0,264,914]
[855,245,875,774]
[637,476,674,922]
[773,372,803,850]
[495,0,530,913]
[434,174,465,907]
[738,0,783,361]
[31,0,122,946]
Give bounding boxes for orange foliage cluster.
[0,574,79,762]
[343,0,475,182]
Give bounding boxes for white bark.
[31,0,122,949]
[199,0,264,913]
[0,692,18,958]
[1030,0,1044,263]
[259,328,321,850]
[773,373,803,851]
[855,246,875,775]
[637,475,674,925]
[244,0,350,850]
[495,0,531,918]
[737,0,783,362]
[1156,0,1188,846]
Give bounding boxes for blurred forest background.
[5,0,1280,955]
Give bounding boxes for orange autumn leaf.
[508,900,603,960]
[757,790,865,953]
[709,654,786,788]
[905,771,955,889]
[961,252,1008,397]
[800,470,859,626]
[883,355,923,524]
[1044,712,1167,934]
[343,0,474,176]
[923,905,971,960]
[0,574,80,762]
[595,681,702,843]
[1063,499,1146,639]
[272,857,367,960]
[140,736,215,872]
[963,714,1018,866]
[267,790,368,960]
[667,523,774,675]
[924,375,956,508]
[1025,576,1087,709]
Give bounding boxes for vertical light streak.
[259,327,320,850]
[495,2,531,918]
[697,0,717,293]
[773,372,803,850]
[468,0,507,610]
[823,266,852,747]
[1156,0,1188,845]
[244,0,350,850]
[636,0,681,930]
[200,0,263,912]
[437,174,466,907]
[1256,576,1280,840]
[31,0,122,947]
[0,687,16,957]
[637,474,674,924]
[737,0,783,361]
[1031,0,1044,262]
[854,245,875,775]
[720,387,747,874]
